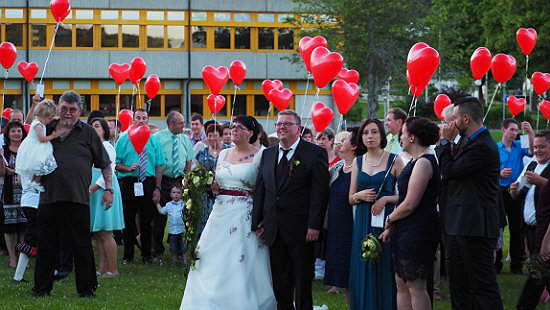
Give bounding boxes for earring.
[409,138,414,143]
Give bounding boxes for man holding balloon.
[115,109,165,265]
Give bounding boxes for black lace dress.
[391,154,440,282]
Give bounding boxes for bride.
[180,116,276,310]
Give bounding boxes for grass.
[1,229,550,309]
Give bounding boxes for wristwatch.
[104,188,114,193]
[440,139,449,146]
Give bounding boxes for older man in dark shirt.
[32,91,113,298]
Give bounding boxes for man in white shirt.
[511,131,550,255]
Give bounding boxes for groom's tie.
[276,149,291,188]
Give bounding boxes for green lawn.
[1,229,550,309]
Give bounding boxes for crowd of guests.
[0,91,550,310]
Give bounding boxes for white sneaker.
[313,305,329,310]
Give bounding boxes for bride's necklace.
[365,152,385,167]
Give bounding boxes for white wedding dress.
[180,148,276,310]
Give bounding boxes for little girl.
[16,99,60,205]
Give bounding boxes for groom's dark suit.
[252,139,329,310]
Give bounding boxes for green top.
[115,132,165,178]
[154,128,195,178]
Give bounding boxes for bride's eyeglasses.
[230,124,248,131]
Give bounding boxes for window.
[235,27,250,49]
[167,26,184,48]
[5,9,23,19]
[258,28,274,49]
[257,14,274,23]
[76,24,93,47]
[234,13,251,22]
[167,11,185,21]
[122,11,140,20]
[191,95,203,115]
[254,95,270,116]
[99,95,131,116]
[6,24,23,47]
[147,11,164,21]
[3,95,22,110]
[278,28,294,50]
[122,25,139,48]
[75,10,93,20]
[31,24,46,47]
[214,13,230,22]
[192,12,207,21]
[101,25,118,48]
[165,95,182,113]
[53,94,91,116]
[278,14,294,23]
[147,25,164,48]
[233,95,247,116]
[192,26,207,48]
[148,96,161,117]
[30,9,47,19]
[101,10,118,20]
[214,27,230,49]
[56,24,73,47]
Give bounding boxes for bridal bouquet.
[181,165,214,274]
[361,234,383,261]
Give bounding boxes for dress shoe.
[142,257,153,265]
[122,259,132,265]
[13,278,28,284]
[53,271,69,281]
[79,291,95,298]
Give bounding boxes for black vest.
[521,160,550,209]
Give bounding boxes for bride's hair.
[233,115,259,144]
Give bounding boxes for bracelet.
[104,188,114,193]
[155,186,161,191]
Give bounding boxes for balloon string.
[300,74,311,119]
[336,114,343,133]
[230,86,238,124]
[136,80,141,109]
[39,22,59,85]
[407,95,416,116]
[1,70,7,128]
[115,85,121,141]
[264,103,272,131]
[483,83,501,123]
[316,88,320,99]
[131,86,136,112]
[413,97,418,117]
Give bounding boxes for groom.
[252,110,330,310]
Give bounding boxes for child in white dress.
[15,99,61,208]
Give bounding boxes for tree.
[289,0,430,119]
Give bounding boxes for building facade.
[0,0,335,131]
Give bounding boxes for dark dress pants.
[517,228,548,310]
[33,203,97,295]
[501,187,525,270]
[270,234,315,310]
[445,234,503,310]
[152,176,182,257]
[120,177,156,261]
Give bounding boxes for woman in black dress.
[380,117,440,310]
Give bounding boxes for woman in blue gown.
[348,119,403,310]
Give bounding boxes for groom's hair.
[278,110,301,125]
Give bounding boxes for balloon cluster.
[108,58,160,99]
[296,36,361,131]
[201,60,247,114]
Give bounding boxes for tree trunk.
[367,65,378,119]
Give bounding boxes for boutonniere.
[289,158,301,177]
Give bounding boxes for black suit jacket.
[436,129,500,238]
[252,139,330,246]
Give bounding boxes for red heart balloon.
[337,68,360,84]
[108,63,130,86]
[407,43,440,93]
[298,36,328,73]
[310,47,344,89]
[267,88,293,111]
[129,57,147,85]
[145,74,160,99]
[207,94,226,114]
[2,108,12,119]
[118,109,133,132]
[516,28,537,56]
[433,94,452,120]
[261,80,283,98]
[128,124,151,154]
[229,60,247,87]
[507,96,526,116]
[50,0,71,23]
[531,72,550,95]
[311,102,334,132]
[17,61,39,83]
[407,69,429,97]
[470,47,492,80]
[202,66,229,95]
[332,79,359,115]
[540,100,550,121]
[0,42,17,70]
[491,54,516,84]
[23,123,30,134]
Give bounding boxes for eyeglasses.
[275,122,299,128]
[60,106,79,114]
[230,124,247,131]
